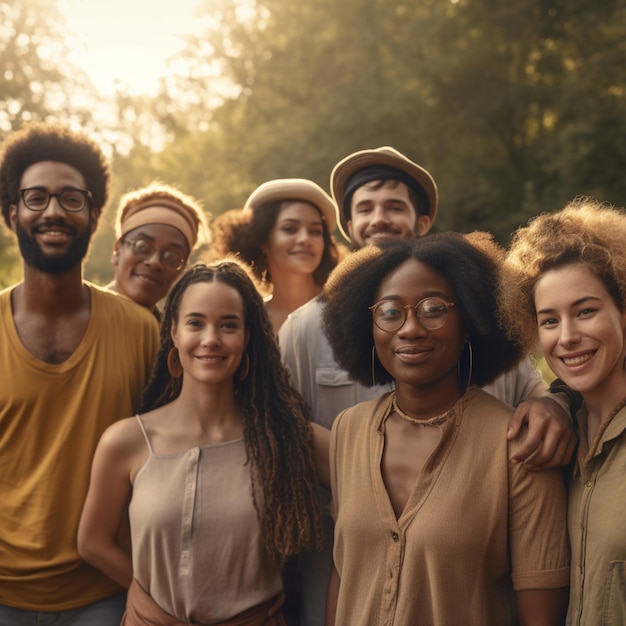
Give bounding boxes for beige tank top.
[129,415,282,623]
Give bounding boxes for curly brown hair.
[322,232,522,388]
[0,122,110,228]
[499,197,626,352]
[141,261,322,563]
[208,201,338,285]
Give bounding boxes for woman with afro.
[322,233,569,625]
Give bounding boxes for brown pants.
[121,579,287,626]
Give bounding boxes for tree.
[0,0,99,286]
[164,0,625,243]
[0,0,95,137]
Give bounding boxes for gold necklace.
[391,395,451,427]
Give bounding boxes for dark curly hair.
[322,232,523,388]
[208,201,338,285]
[0,122,110,229]
[141,261,322,563]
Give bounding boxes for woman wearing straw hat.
[208,179,340,336]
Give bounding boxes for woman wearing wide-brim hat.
[207,179,340,336]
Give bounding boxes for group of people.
[0,120,624,626]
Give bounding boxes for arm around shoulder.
[507,394,577,470]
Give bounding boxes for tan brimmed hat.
[244,178,337,233]
[330,146,438,240]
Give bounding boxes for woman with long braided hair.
[78,261,326,626]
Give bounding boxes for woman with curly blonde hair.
[500,197,626,625]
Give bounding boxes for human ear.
[111,240,121,267]
[170,321,179,347]
[416,215,433,236]
[9,204,18,232]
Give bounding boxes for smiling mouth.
[561,352,593,367]
[396,347,432,362]
[367,230,400,241]
[196,355,225,363]
[134,273,162,287]
[35,228,72,242]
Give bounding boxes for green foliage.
[0,227,20,289]
[1,0,625,287]
[0,0,95,137]
[0,0,100,285]
[167,0,626,243]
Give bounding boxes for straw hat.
[244,178,337,233]
[330,146,438,240]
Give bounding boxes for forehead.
[375,258,453,300]
[276,201,323,223]
[123,223,189,250]
[20,160,86,190]
[534,263,613,306]
[179,280,245,316]
[352,180,414,207]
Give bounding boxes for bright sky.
[62,0,201,96]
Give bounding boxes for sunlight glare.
[62,0,202,96]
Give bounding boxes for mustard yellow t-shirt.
[0,283,159,611]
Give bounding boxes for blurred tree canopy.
[0,0,95,286]
[168,0,626,241]
[1,0,625,287]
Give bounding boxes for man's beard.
[15,218,92,275]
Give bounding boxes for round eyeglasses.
[122,238,186,270]
[369,297,455,333]
[19,187,92,213]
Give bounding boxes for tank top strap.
[134,414,154,455]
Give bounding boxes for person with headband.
[208,179,339,336]
[108,182,209,319]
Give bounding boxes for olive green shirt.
[567,404,626,625]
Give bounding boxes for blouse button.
[391,531,399,542]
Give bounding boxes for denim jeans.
[0,592,126,626]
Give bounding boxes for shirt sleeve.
[508,458,571,590]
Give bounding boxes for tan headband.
[121,198,198,251]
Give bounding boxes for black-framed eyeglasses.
[19,187,93,213]
[369,297,455,333]
[121,238,186,270]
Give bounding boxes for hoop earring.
[371,346,377,386]
[458,341,473,390]
[167,347,183,379]
[238,352,250,382]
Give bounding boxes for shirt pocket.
[315,368,357,429]
[602,560,626,626]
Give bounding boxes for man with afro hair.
[0,123,159,623]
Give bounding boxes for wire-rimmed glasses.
[121,238,186,270]
[369,297,455,332]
